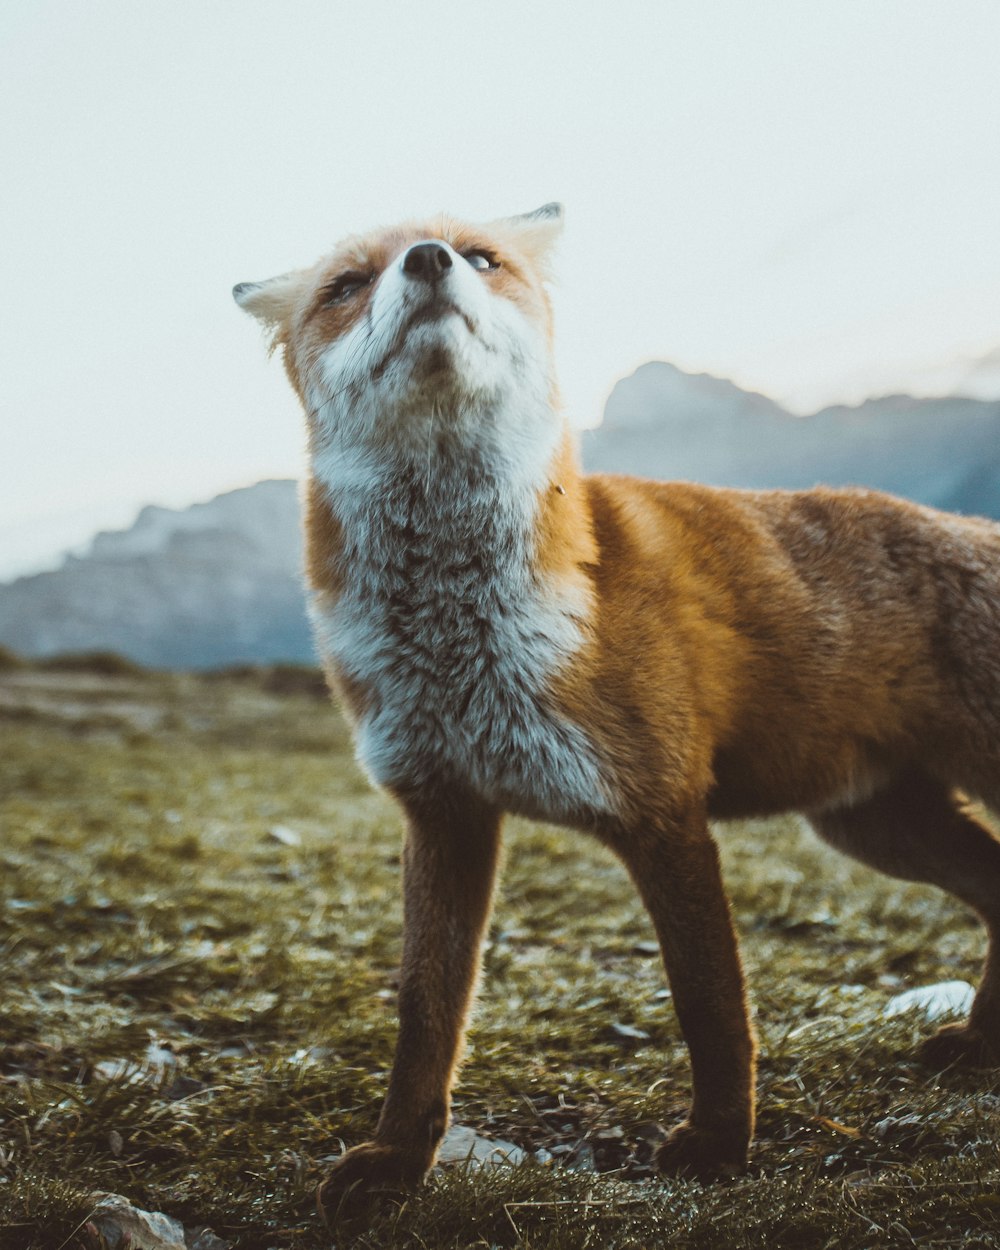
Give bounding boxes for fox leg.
[612,812,756,1178]
[317,791,502,1219]
[809,770,1000,1066]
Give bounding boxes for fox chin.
[236,203,1000,1221]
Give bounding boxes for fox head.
[235,204,565,467]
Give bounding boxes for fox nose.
[402,241,453,282]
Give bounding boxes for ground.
[1,652,999,1249]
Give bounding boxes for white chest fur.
[308,445,610,823]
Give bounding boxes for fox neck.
[305,403,603,816]
[305,364,595,585]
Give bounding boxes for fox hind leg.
[611,811,756,1178]
[809,770,1000,1067]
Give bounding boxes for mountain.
[583,362,1000,517]
[0,480,312,668]
[1,366,998,669]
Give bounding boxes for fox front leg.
[317,792,502,1220]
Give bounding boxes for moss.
[1,666,999,1248]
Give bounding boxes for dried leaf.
[814,1116,862,1139]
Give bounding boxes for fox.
[234,204,1000,1217]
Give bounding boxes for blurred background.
[2,0,999,667]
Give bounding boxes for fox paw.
[918,1022,1000,1070]
[316,1141,429,1223]
[654,1120,749,1181]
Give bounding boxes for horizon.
[2,2,999,580]
[3,359,997,584]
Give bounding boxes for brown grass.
[1,656,998,1248]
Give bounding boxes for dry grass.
[1,659,999,1248]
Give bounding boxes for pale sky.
[2,0,999,578]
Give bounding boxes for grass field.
[1,653,999,1248]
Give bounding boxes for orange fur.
[235,208,1000,1221]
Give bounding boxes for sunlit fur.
[239,210,610,825]
[236,207,1000,1216]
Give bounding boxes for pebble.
[436,1124,526,1170]
[884,980,975,1021]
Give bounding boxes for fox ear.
[495,202,565,256]
[514,202,564,225]
[232,270,308,327]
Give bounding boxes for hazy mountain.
[0,480,312,668]
[584,362,1000,517]
[2,365,998,668]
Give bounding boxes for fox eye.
[463,250,500,272]
[323,271,373,304]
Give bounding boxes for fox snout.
[401,241,454,283]
[390,240,473,330]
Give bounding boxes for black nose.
[402,241,453,282]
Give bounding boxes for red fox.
[235,204,1000,1217]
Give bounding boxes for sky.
[2,0,999,579]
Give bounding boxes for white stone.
[884,980,975,1021]
[85,1193,232,1250]
[436,1124,526,1170]
[267,824,302,847]
[87,1194,186,1250]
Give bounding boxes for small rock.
[84,1193,232,1250]
[436,1124,526,1170]
[86,1193,186,1250]
[144,1041,179,1082]
[92,1059,144,1085]
[632,941,660,956]
[187,1230,232,1250]
[266,824,301,847]
[216,1042,252,1059]
[92,1041,178,1089]
[884,980,975,1021]
[287,1045,335,1067]
[610,1021,651,1043]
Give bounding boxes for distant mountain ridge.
[0,479,312,668]
[1,365,998,668]
[583,362,1000,518]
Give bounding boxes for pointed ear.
[232,269,309,328]
[495,202,565,256]
[510,202,564,225]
